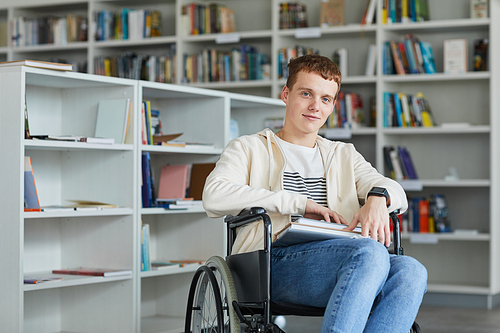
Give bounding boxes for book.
[273,216,362,247]
[361,0,377,25]
[320,0,344,27]
[141,152,155,208]
[52,267,132,277]
[470,0,488,18]
[142,224,151,271]
[0,60,73,71]
[24,156,41,212]
[94,98,131,144]
[24,277,63,284]
[332,48,347,77]
[157,164,191,200]
[365,44,377,76]
[187,163,216,200]
[473,38,488,71]
[414,0,429,21]
[444,39,468,74]
[419,41,436,74]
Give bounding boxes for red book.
[157,164,190,200]
[52,267,132,277]
[419,199,429,233]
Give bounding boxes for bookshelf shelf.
[382,72,490,82]
[25,140,134,151]
[383,18,490,32]
[401,232,491,242]
[140,264,200,278]
[383,125,490,135]
[24,208,134,219]
[94,36,177,48]
[140,207,206,215]
[143,145,223,155]
[23,272,133,291]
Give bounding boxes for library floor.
[281,305,500,332]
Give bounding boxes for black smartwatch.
[367,187,389,205]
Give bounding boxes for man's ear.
[281,85,289,103]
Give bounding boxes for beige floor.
[282,305,500,332]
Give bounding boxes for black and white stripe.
[283,171,327,206]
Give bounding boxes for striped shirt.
[276,136,328,206]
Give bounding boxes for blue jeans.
[271,238,427,333]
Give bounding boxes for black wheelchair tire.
[185,256,240,333]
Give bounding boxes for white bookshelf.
[0,65,286,332]
[0,0,498,328]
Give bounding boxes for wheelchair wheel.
[185,256,240,333]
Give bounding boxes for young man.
[203,54,427,332]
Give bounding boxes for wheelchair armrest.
[390,210,404,255]
[224,207,270,230]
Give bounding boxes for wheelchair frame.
[185,207,419,333]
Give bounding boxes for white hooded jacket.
[203,129,407,254]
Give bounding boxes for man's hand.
[304,199,347,224]
[345,196,391,247]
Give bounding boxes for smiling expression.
[281,70,339,138]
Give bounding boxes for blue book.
[24,156,40,212]
[420,41,436,74]
[394,93,404,127]
[141,152,153,208]
[411,197,421,232]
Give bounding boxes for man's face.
[281,71,338,136]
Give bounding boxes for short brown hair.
[286,54,342,100]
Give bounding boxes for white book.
[95,98,131,144]
[274,216,362,247]
[365,44,377,76]
[443,39,467,74]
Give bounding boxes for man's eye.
[302,92,310,97]
[323,98,331,103]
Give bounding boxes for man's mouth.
[303,114,320,121]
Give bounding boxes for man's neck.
[276,129,317,148]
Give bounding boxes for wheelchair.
[185,207,422,333]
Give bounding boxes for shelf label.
[294,27,322,39]
[410,233,439,244]
[399,180,423,191]
[322,128,352,139]
[216,33,240,44]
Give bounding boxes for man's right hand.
[304,199,348,224]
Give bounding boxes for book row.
[94,47,176,83]
[383,34,436,75]
[182,45,270,83]
[141,153,214,209]
[323,91,370,129]
[383,145,418,181]
[180,2,236,36]
[11,14,88,47]
[401,194,452,233]
[382,0,429,24]
[277,45,319,79]
[279,2,309,29]
[383,91,434,128]
[94,8,162,41]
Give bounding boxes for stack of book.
[94,46,176,83]
[279,2,308,29]
[383,34,436,75]
[180,2,236,35]
[383,91,435,127]
[182,45,269,83]
[94,8,162,41]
